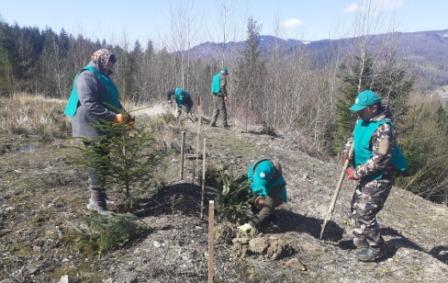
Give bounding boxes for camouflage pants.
[350,177,394,251]
[210,95,228,126]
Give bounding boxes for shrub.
[399,103,448,204]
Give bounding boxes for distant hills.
[185,29,448,90]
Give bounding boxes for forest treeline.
[0,19,447,204]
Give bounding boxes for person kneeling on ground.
[238,159,288,234]
[167,87,194,122]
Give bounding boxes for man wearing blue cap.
[340,89,408,262]
[237,159,287,234]
[210,67,229,128]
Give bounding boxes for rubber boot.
[87,188,112,215]
[356,246,385,262]
[353,238,369,249]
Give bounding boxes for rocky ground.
[0,104,447,283]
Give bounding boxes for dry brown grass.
[0,93,70,139]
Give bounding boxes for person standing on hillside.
[64,48,133,215]
[237,159,288,234]
[340,90,408,262]
[166,87,194,121]
[210,67,229,128]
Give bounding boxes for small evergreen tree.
[79,122,162,211]
[204,166,253,224]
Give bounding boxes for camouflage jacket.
[342,111,396,180]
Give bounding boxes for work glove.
[167,100,173,105]
[224,96,228,101]
[114,112,135,124]
[346,167,359,180]
[237,223,256,234]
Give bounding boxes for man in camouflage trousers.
[341,90,407,262]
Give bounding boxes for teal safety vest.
[64,65,121,117]
[353,118,408,179]
[175,87,188,105]
[211,73,221,94]
[247,159,287,203]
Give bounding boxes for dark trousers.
[82,140,109,190]
[210,95,228,126]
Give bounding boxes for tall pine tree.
[332,55,375,154]
[235,18,266,129]
[332,53,413,154]
[0,22,12,96]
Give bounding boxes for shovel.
[319,144,354,239]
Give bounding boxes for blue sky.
[1,0,447,50]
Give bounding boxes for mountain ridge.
[184,29,448,89]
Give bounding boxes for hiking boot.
[356,247,385,262]
[87,188,112,216]
[210,123,217,127]
[223,124,230,128]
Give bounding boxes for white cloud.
[281,18,303,29]
[344,0,404,13]
[344,3,364,13]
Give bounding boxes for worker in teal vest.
[340,89,408,262]
[167,87,194,121]
[237,159,287,234]
[210,67,229,128]
[64,48,133,215]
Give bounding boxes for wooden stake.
[193,97,202,184]
[200,137,206,219]
[208,200,215,283]
[180,130,186,180]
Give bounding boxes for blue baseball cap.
[349,90,381,112]
[221,67,229,74]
